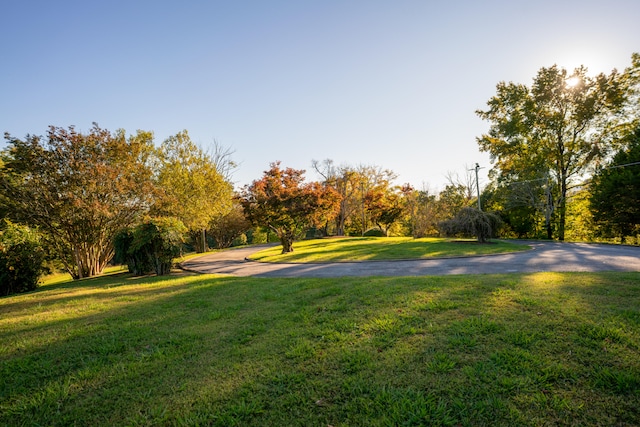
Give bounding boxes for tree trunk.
[191,229,208,253]
[201,228,208,252]
[558,179,567,241]
[336,214,345,236]
[546,220,553,240]
[279,230,295,253]
[72,246,82,280]
[336,202,347,236]
[558,200,566,241]
[280,237,294,253]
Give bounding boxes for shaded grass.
[1,271,639,426]
[249,236,530,263]
[41,251,213,286]
[41,265,129,286]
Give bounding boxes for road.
[180,241,640,278]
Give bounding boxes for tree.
[208,199,251,249]
[365,185,403,236]
[241,162,339,253]
[355,165,397,236]
[590,126,640,241]
[445,167,478,204]
[477,62,629,240]
[312,160,400,236]
[437,183,472,219]
[481,181,545,238]
[401,185,440,238]
[312,160,361,236]
[154,131,234,252]
[0,124,156,279]
[565,187,596,242]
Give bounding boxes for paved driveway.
[181,241,640,278]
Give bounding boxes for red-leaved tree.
[241,162,339,253]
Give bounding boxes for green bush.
[232,233,248,247]
[0,222,47,296]
[245,228,268,244]
[115,218,187,276]
[114,228,152,276]
[363,228,386,237]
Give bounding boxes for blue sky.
[2,0,639,191]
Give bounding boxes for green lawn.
[1,271,639,426]
[249,237,530,263]
[40,252,213,285]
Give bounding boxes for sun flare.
[565,76,581,88]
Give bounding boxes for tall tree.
[241,162,339,253]
[154,131,234,252]
[401,185,440,238]
[437,183,472,219]
[445,167,478,203]
[312,160,398,236]
[481,175,558,239]
[590,126,640,241]
[0,124,156,279]
[312,159,360,236]
[477,62,629,240]
[356,164,397,236]
[365,185,403,236]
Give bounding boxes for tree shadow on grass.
[1,272,639,426]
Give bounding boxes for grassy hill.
[1,271,639,426]
[248,237,530,263]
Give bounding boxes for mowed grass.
[1,271,639,426]
[249,237,530,263]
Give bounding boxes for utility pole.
[360,180,366,236]
[472,163,482,211]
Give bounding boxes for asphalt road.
[181,241,640,278]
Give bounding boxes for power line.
[501,160,639,188]
[507,177,548,185]
[602,161,640,170]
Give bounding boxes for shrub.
[0,222,47,296]
[438,208,502,243]
[246,228,268,244]
[232,233,248,247]
[114,228,152,276]
[363,228,386,237]
[115,217,187,276]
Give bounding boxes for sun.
[565,76,581,88]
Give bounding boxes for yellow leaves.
[155,132,234,232]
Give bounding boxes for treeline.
[0,125,236,294]
[0,124,498,293]
[239,161,502,253]
[1,53,639,294]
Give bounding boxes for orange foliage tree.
[241,162,339,253]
